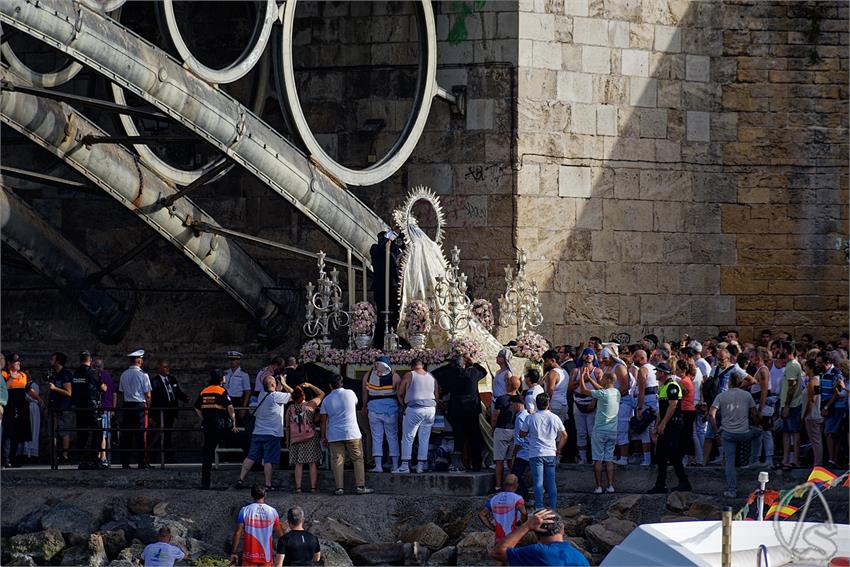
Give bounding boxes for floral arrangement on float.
[449,336,484,363]
[403,300,431,349]
[345,347,384,365]
[513,331,549,363]
[471,298,494,331]
[352,301,376,349]
[299,340,322,364]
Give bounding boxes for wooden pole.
[721,506,732,567]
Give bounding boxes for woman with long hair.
[286,383,324,493]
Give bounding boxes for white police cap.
[127,349,145,357]
[226,351,243,359]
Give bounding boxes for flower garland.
[352,301,376,334]
[513,331,549,362]
[449,337,484,363]
[299,340,322,364]
[403,300,431,335]
[471,298,494,331]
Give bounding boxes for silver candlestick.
[429,245,471,341]
[498,248,543,334]
[303,251,350,347]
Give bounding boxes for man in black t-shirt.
[275,507,321,566]
[72,351,104,469]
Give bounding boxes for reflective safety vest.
[659,381,682,401]
[2,369,28,390]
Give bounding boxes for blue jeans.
[721,428,760,493]
[530,455,557,509]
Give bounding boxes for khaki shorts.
[493,427,515,461]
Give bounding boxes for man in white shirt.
[520,393,567,510]
[524,370,545,413]
[119,349,152,469]
[688,341,712,381]
[320,374,373,496]
[141,527,186,567]
[236,374,293,489]
[224,351,251,420]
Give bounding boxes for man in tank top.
[632,349,658,466]
[543,350,569,425]
[396,358,439,474]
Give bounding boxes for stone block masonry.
[516,0,848,345]
[1,1,846,364]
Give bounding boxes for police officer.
[647,362,692,493]
[72,351,105,469]
[224,352,251,423]
[118,349,152,469]
[195,369,238,490]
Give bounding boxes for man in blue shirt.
[490,509,589,566]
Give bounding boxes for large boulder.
[666,491,694,513]
[60,533,108,567]
[607,495,643,521]
[115,543,145,566]
[8,553,37,566]
[17,505,52,534]
[319,538,353,566]
[686,501,722,520]
[400,523,449,551]
[426,546,457,566]
[585,517,636,553]
[455,532,496,566]
[41,504,97,545]
[95,529,127,559]
[350,543,406,565]
[8,529,66,563]
[126,496,157,516]
[435,507,473,540]
[311,517,371,549]
[559,504,582,518]
[562,514,593,537]
[126,514,197,548]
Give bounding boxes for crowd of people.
[1,330,848,504]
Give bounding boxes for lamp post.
[303,251,349,347]
[430,245,471,341]
[498,248,543,335]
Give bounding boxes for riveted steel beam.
[0,184,134,343]
[0,0,388,267]
[0,65,289,344]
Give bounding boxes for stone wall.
[513,0,847,345]
[1,0,847,384]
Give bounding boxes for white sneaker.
[606,485,615,493]
[392,464,410,474]
[615,457,629,466]
[593,486,603,494]
[415,463,426,474]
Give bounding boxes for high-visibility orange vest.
[2,369,28,389]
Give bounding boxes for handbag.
[244,392,271,435]
[288,403,317,444]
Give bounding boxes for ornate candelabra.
[498,248,543,334]
[303,251,349,347]
[429,245,471,341]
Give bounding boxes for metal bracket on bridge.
[436,84,466,117]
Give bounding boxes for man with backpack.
[236,374,293,491]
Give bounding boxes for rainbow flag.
[766,504,798,520]
[807,466,837,486]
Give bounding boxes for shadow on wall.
[518,0,848,346]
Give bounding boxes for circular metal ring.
[161,0,276,85]
[0,25,83,87]
[110,3,270,186]
[280,0,438,187]
[395,186,445,245]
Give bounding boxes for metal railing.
[47,405,250,470]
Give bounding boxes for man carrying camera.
[490,509,588,566]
